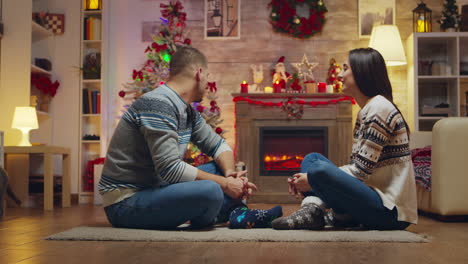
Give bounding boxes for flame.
[264,154,305,162]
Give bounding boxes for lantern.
[413,1,432,32]
[85,0,102,10]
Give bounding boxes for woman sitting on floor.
[272,48,418,230]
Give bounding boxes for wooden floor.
[1,204,468,264]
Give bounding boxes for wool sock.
[271,203,325,230]
[228,206,283,229]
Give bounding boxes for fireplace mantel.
[232,93,353,203]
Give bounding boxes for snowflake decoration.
[255,210,268,220]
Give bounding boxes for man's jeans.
[301,153,410,230]
[104,162,241,229]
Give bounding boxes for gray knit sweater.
[99,84,231,207]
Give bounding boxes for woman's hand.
[292,173,312,194]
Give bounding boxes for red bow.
[207,82,217,92]
[132,70,143,80]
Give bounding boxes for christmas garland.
[232,95,355,107]
[268,0,327,39]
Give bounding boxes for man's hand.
[225,169,247,178]
[223,176,245,199]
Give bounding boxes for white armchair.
[411,118,468,216]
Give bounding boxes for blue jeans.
[104,162,241,229]
[301,153,410,230]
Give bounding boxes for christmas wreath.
[268,0,327,39]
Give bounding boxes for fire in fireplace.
[259,127,328,176]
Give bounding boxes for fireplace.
[259,127,328,176]
[233,93,353,203]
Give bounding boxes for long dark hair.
[349,48,410,138]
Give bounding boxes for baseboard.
[418,210,468,222]
[249,192,301,204]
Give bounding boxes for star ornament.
[292,54,319,82]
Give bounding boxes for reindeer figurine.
[250,64,264,92]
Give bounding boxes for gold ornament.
[292,54,319,83]
[294,18,300,24]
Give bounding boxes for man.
[100,47,282,229]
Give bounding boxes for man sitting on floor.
[99,46,282,229]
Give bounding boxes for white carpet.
[46,226,429,243]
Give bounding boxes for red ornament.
[215,127,223,134]
[184,38,191,45]
[119,90,126,98]
[196,105,205,112]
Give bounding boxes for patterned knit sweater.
[99,85,232,207]
[340,95,418,224]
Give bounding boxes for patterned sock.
[323,209,360,229]
[228,206,283,229]
[271,203,325,230]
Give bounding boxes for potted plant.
[82,52,101,80]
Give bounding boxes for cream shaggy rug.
[46,226,429,243]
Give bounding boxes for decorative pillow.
[411,146,432,191]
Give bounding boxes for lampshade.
[368,25,407,66]
[11,106,39,146]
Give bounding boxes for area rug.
[46,226,429,243]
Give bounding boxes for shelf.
[83,10,102,15]
[82,140,101,144]
[31,64,52,75]
[418,76,458,79]
[82,114,101,117]
[418,116,445,120]
[83,40,102,44]
[31,21,52,41]
[82,79,101,84]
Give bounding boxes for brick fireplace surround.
[233,93,353,203]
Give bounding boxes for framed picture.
[358,0,395,38]
[205,0,241,39]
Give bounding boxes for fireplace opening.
[259,127,328,176]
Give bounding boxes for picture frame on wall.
[358,0,395,38]
[205,0,241,39]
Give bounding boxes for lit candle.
[273,81,281,93]
[264,86,273,93]
[318,82,327,93]
[240,81,249,93]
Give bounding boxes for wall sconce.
[85,0,102,10]
[413,1,432,32]
[369,25,407,66]
[11,107,39,146]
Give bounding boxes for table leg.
[62,154,71,207]
[44,153,53,211]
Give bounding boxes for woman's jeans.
[301,153,410,230]
[104,162,241,229]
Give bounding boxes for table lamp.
[368,25,406,66]
[11,107,38,146]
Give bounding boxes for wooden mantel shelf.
[231,93,350,99]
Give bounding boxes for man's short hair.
[169,46,207,78]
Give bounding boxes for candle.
[264,86,273,93]
[240,81,249,93]
[318,82,326,93]
[326,85,334,93]
[273,81,281,93]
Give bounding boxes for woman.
[272,48,417,230]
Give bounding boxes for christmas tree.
[438,0,461,30]
[118,0,226,166]
[186,81,228,166]
[118,0,190,103]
